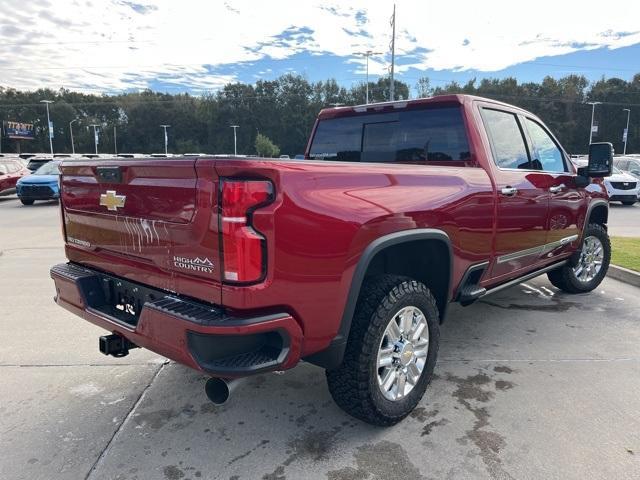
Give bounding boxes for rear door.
[480,107,550,279]
[60,157,222,303]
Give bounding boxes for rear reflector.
[220,179,273,283]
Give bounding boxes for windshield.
[34,161,60,175]
[612,166,622,174]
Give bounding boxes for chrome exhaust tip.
[204,377,245,405]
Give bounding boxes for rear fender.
[305,228,452,369]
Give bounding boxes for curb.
[607,264,640,288]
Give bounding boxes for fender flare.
[304,228,453,369]
[580,199,608,243]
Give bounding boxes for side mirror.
[586,142,614,177]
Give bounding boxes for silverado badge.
[99,190,126,211]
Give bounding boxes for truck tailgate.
[60,158,222,304]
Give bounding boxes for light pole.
[623,108,631,155]
[69,119,77,154]
[40,99,54,155]
[230,125,239,156]
[587,101,602,145]
[389,4,396,101]
[113,126,118,155]
[89,124,100,154]
[355,50,383,104]
[160,125,170,155]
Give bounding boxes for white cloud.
[0,0,638,92]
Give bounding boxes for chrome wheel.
[573,235,604,283]
[376,306,429,401]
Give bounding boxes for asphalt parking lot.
[609,202,640,237]
[1,196,639,480]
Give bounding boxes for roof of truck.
[317,94,524,120]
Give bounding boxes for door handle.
[549,184,566,194]
[500,186,518,196]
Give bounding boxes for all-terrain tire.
[326,274,440,426]
[547,223,611,293]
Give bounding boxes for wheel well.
[364,239,450,321]
[588,204,608,227]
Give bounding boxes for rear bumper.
[50,263,303,377]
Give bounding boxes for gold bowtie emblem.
[99,190,126,211]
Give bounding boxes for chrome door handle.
[549,184,566,194]
[500,186,518,196]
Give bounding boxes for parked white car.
[604,166,639,205]
[573,159,639,205]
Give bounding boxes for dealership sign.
[3,121,35,140]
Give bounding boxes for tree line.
[0,73,638,156]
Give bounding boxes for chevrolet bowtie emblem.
[99,190,126,211]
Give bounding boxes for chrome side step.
[481,261,567,298]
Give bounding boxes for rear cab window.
[308,105,471,165]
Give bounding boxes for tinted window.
[482,109,530,169]
[309,106,470,163]
[525,118,567,172]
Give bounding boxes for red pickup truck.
[51,94,613,425]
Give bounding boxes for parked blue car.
[16,160,61,205]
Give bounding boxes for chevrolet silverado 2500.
[51,94,614,425]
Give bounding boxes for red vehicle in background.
[51,95,613,425]
[0,157,30,197]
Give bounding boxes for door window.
[481,109,531,169]
[525,118,567,173]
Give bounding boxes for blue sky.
[0,0,638,95]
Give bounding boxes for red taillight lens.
[220,179,273,283]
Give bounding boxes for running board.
[481,261,567,298]
[458,285,487,306]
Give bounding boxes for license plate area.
[92,275,163,327]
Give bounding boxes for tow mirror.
[585,142,614,178]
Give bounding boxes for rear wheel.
[20,199,34,205]
[326,275,440,426]
[547,223,610,293]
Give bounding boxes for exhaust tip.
[205,377,231,405]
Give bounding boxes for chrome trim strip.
[497,245,544,264]
[497,234,579,264]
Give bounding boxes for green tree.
[255,133,280,157]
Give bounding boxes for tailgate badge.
[100,190,126,211]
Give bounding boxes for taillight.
[220,179,273,283]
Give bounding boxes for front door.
[522,117,587,260]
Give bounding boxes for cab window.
[309,106,471,164]
[524,118,567,173]
[481,109,531,169]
